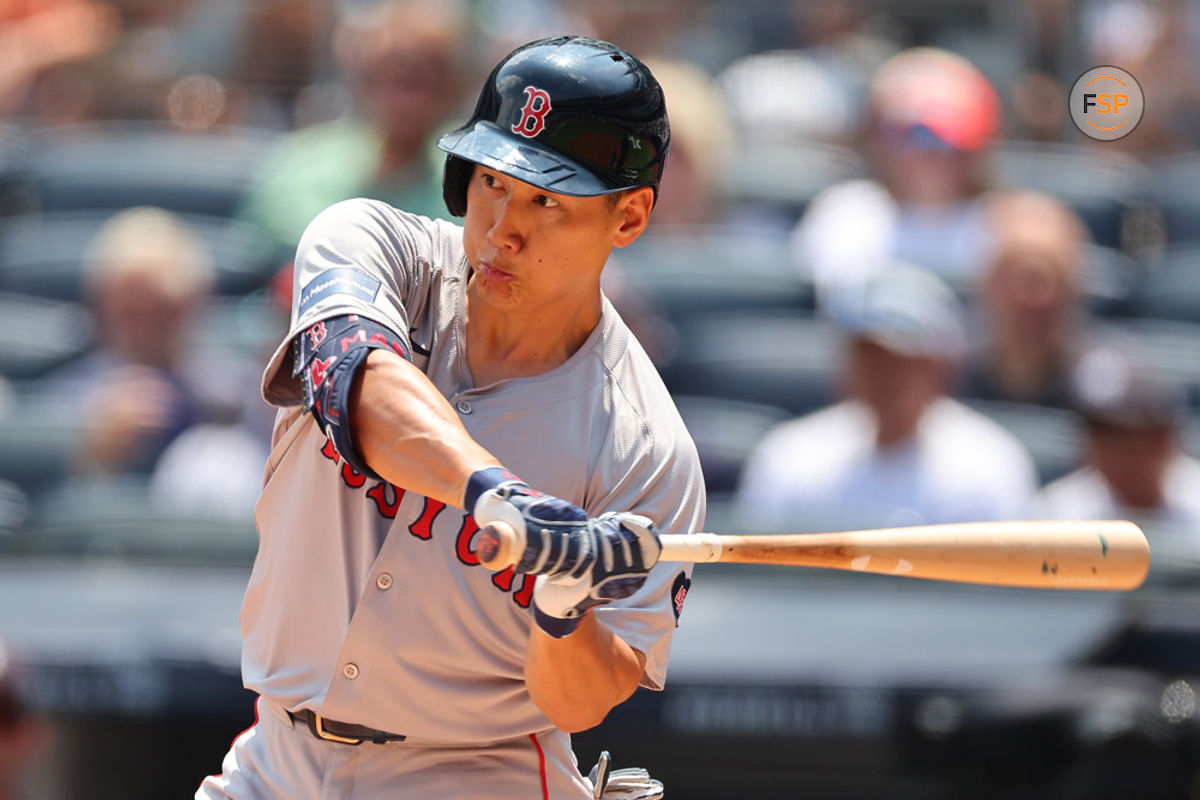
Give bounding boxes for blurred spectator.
[0,640,49,800]
[1035,345,1200,555]
[26,206,272,520]
[0,0,121,121]
[716,0,896,148]
[562,0,696,63]
[149,420,269,521]
[790,47,1000,303]
[234,0,330,129]
[736,266,1037,533]
[1010,0,1074,142]
[642,58,734,228]
[236,0,468,253]
[717,49,857,147]
[35,207,215,476]
[961,190,1091,407]
[1077,0,1200,156]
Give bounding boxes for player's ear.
[611,186,655,248]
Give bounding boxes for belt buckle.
[312,714,364,746]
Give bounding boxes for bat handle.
[659,533,723,563]
[477,520,522,571]
[478,526,723,571]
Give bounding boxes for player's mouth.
[477,261,516,283]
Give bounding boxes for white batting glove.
[587,751,665,800]
[532,512,660,638]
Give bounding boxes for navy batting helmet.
[436,35,670,216]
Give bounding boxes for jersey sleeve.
[262,198,441,407]
[587,421,706,692]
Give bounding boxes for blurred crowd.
[0,1,1197,567]
[0,0,1198,559]
[0,0,1198,794]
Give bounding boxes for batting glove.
[588,751,665,800]
[532,512,661,638]
[467,467,596,579]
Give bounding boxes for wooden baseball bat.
[476,519,1150,590]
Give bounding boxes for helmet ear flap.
[442,155,474,217]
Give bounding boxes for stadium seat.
[1146,152,1200,244]
[1126,244,1200,323]
[0,408,86,497]
[1079,244,1139,317]
[187,293,289,360]
[1103,318,1200,410]
[718,140,866,227]
[0,211,280,300]
[673,394,792,496]
[23,122,277,218]
[19,478,257,565]
[0,292,91,380]
[616,225,813,321]
[988,141,1148,250]
[662,310,840,416]
[0,125,36,219]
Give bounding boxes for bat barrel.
[661,520,1150,591]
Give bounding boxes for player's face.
[462,166,652,313]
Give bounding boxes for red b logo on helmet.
[512,86,551,138]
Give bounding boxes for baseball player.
[197,35,704,799]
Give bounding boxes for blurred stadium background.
[1,0,1200,797]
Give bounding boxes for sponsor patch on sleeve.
[298,268,381,316]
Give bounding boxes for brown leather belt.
[287,708,407,745]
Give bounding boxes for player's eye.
[535,194,560,209]
[481,173,501,189]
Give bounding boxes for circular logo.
[1069,66,1144,141]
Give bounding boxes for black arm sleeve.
[293,314,410,479]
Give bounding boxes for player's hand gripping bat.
[477,519,1149,590]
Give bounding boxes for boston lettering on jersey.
[319,437,535,607]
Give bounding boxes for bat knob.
[477,521,521,571]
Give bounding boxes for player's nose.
[485,195,524,253]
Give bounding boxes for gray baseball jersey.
[238,198,703,754]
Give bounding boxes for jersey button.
[343,663,360,680]
[376,572,393,590]
[456,400,472,414]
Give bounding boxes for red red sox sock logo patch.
[671,572,691,624]
[512,86,551,138]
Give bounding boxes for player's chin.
[471,273,521,307]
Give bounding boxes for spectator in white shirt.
[737,266,1038,533]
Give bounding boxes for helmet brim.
[436,121,625,199]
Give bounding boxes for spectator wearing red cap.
[791,47,1001,305]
